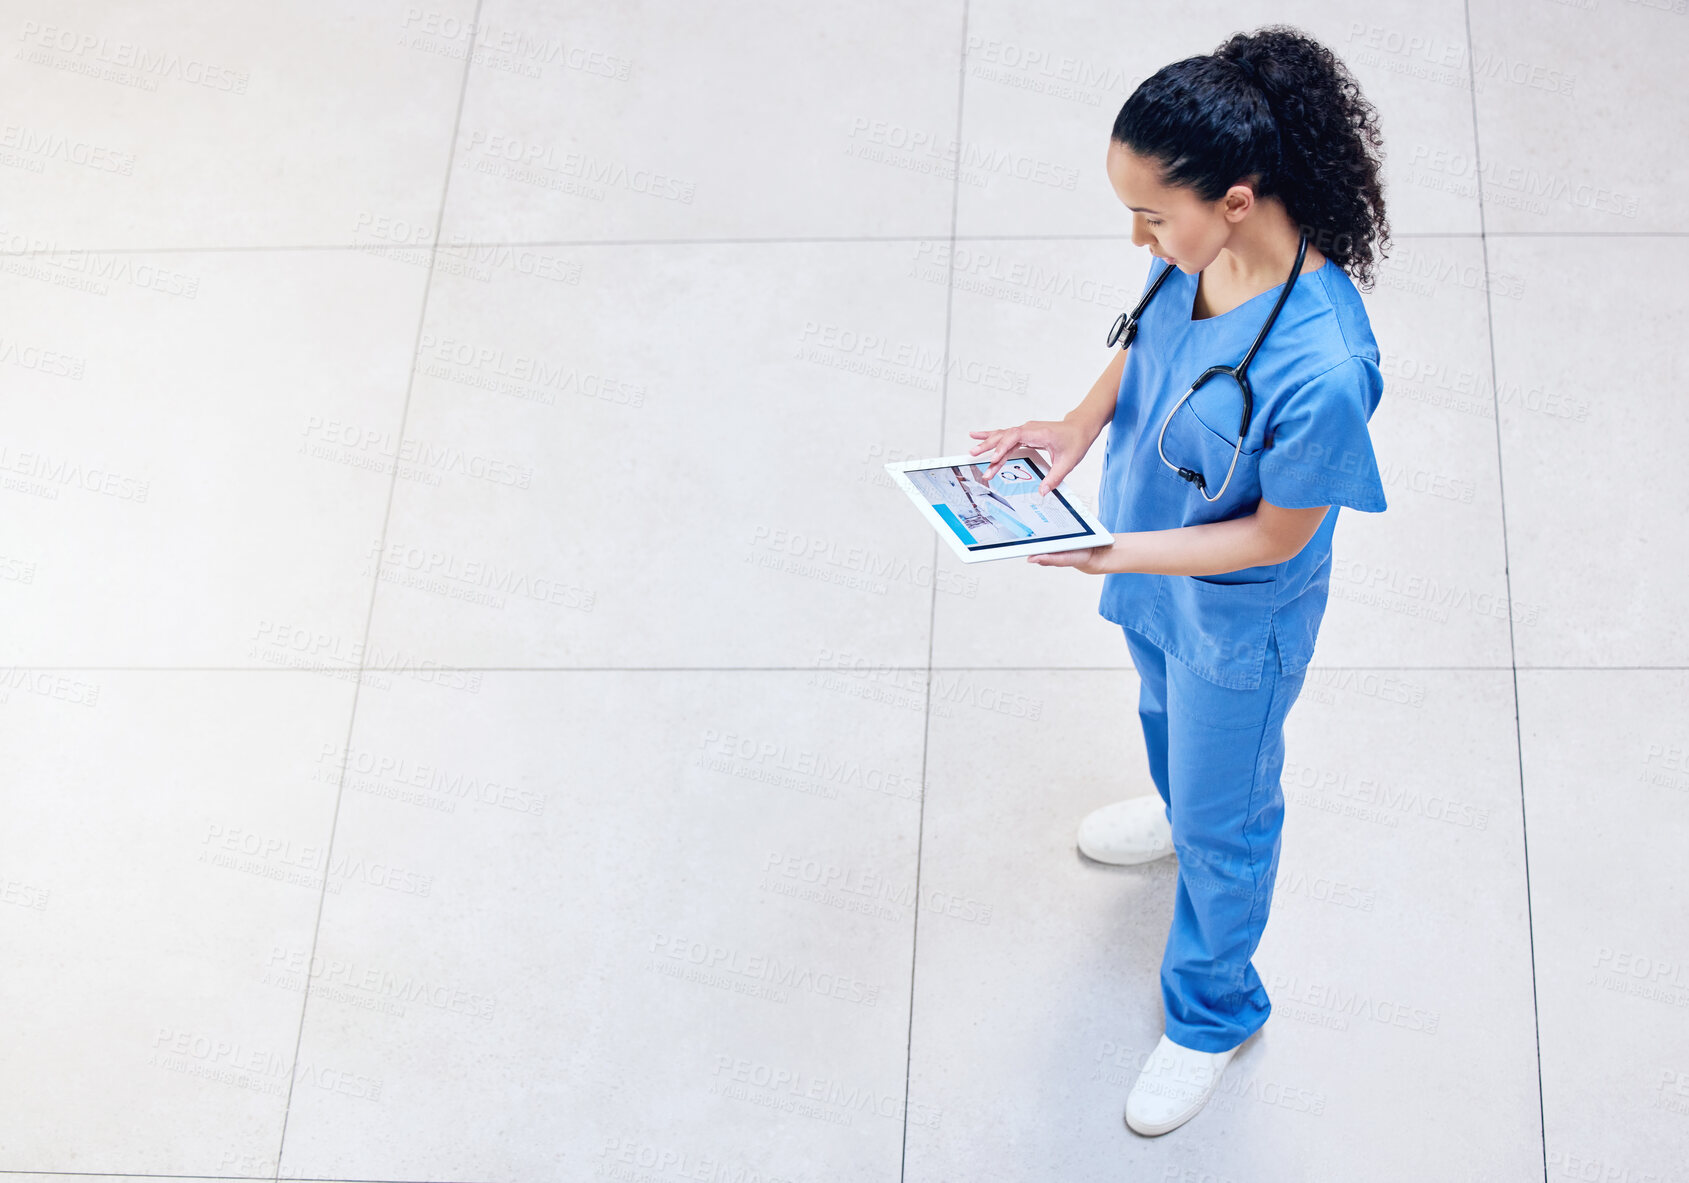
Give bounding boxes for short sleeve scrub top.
[1095,256,1390,690]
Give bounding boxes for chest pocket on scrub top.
[1158,370,1265,523]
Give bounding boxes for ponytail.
[1111,25,1391,290]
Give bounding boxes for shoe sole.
[1076,838,1175,866]
[1125,1106,1202,1136]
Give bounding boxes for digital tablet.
[885,449,1113,564]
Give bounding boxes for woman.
[968,24,1391,1136]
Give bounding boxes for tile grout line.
[902,2,970,1177]
[0,1173,504,1182]
[267,1,486,1175]
[21,664,1688,673]
[1461,3,1549,1178]
[0,229,1683,259]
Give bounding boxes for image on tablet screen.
[905,457,1098,551]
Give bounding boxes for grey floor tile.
[1489,236,1689,668]
[1313,235,1514,669]
[0,1,473,250]
[276,669,924,1180]
[1519,670,1689,1183]
[363,240,946,670]
[0,248,429,667]
[438,0,967,242]
[0,671,354,1175]
[1470,0,1689,233]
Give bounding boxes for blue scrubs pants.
[1122,624,1307,1054]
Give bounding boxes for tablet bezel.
[884,449,1114,564]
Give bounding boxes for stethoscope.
[1105,232,1309,502]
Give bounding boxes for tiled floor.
[3,2,1686,1180]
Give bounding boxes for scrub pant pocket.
[1122,622,1307,1054]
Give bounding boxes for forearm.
[1064,348,1129,442]
[1100,513,1289,576]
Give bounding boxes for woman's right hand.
[967,417,1097,496]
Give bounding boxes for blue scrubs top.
[1096,256,1388,691]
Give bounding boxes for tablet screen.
[903,456,1100,551]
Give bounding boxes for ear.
[1222,178,1258,222]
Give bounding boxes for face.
[1105,140,1252,273]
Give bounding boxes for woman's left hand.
[1028,542,1117,575]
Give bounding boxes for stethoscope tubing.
[1111,233,1311,503]
[1156,379,1247,503]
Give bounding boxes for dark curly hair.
[1111,25,1390,290]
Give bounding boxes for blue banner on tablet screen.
[905,458,1101,551]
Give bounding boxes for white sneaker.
[1076,795,1175,865]
[1124,1033,1238,1136]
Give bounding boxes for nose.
[1129,214,1153,250]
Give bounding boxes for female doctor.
[968,26,1392,1138]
